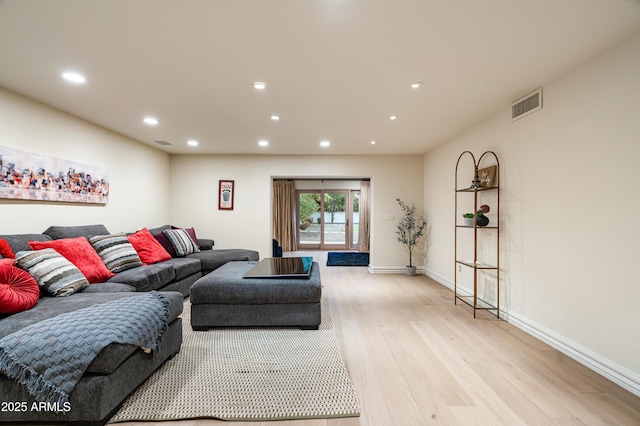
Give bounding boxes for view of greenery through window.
[298,191,359,248]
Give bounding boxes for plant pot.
[405,266,417,276]
[476,215,489,227]
[463,217,474,226]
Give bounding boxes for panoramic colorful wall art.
[0,146,109,204]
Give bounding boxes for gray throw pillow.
[88,233,143,273]
[163,229,200,257]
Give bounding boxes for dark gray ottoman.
[190,261,322,330]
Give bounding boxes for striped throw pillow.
[163,229,200,257]
[15,248,89,296]
[88,233,143,273]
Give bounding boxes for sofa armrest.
[198,238,215,250]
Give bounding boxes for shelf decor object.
[477,165,497,188]
[454,151,500,318]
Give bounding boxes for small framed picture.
[218,180,234,210]
[477,165,497,188]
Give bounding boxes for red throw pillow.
[0,258,15,267]
[0,239,15,259]
[128,228,172,265]
[0,263,40,314]
[29,237,115,284]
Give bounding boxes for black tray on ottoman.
[190,260,322,330]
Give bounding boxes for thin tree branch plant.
[395,198,427,275]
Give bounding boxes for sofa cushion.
[88,233,143,273]
[0,263,40,314]
[15,248,89,296]
[0,234,52,253]
[187,249,260,274]
[162,257,202,281]
[0,239,15,259]
[29,237,115,284]
[106,263,175,292]
[128,228,172,265]
[42,224,110,240]
[163,228,200,257]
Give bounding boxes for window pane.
[323,192,346,246]
[299,192,320,245]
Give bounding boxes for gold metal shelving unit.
[454,151,500,318]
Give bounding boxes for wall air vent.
[154,140,172,146]
[511,88,542,122]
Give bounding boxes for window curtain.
[272,180,296,252]
[357,180,371,252]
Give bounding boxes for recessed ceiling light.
[187,140,199,147]
[320,140,331,148]
[270,115,280,121]
[253,82,267,90]
[389,115,398,120]
[258,140,269,147]
[370,140,376,145]
[61,72,86,84]
[143,117,159,125]
[410,82,423,89]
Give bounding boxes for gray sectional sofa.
[0,223,259,425]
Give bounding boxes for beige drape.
[357,180,371,252]
[272,180,296,252]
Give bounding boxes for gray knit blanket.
[0,292,170,405]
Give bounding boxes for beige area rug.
[109,297,360,422]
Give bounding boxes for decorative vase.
[476,214,489,227]
[406,266,417,276]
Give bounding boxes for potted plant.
[462,212,475,226]
[395,198,427,276]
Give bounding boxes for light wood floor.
[119,252,640,426]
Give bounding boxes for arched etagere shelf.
[454,151,500,318]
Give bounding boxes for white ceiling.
[1,0,639,155]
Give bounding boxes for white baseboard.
[424,268,640,398]
[368,266,425,275]
[424,269,453,289]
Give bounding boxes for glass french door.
[297,190,359,250]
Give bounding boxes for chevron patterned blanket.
[0,292,170,405]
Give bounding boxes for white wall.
[0,87,171,234]
[169,154,423,270]
[423,31,640,393]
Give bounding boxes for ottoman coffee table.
[190,258,322,330]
